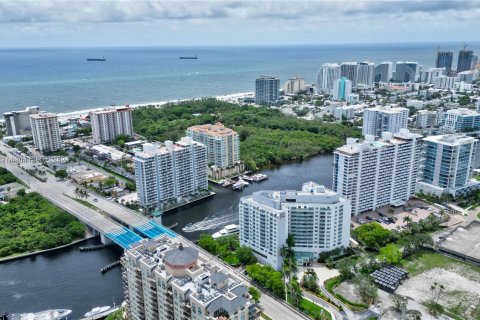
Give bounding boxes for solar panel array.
[371,265,408,292]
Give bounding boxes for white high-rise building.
[341,62,374,89]
[420,67,445,84]
[333,130,422,215]
[239,182,351,269]
[417,134,480,197]
[134,137,208,209]
[3,106,40,136]
[374,62,393,83]
[356,62,375,89]
[362,106,409,137]
[186,123,240,169]
[123,237,258,320]
[317,63,341,94]
[332,77,353,101]
[283,76,305,94]
[29,112,61,153]
[90,106,133,144]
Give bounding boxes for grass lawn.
[64,193,98,210]
[400,250,480,276]
[299,298,332,320]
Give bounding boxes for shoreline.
[0,235,97,264]
[57,91,254,120]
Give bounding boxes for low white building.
[406,99,426,110]
[333,106,355,120]
[416,110,438,129]
[239,182,351,269]
[91,144,132,162]
[434,76,458,89]
[346,93,360,104]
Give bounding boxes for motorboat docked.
[232,179,249,190]
[84,306,111,318]
[222,179,233,187]
[182,223,198,232]
[241,175,254,182]
[212,224,239,239]
[10,309,72,320]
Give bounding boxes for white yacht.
[212,224,239,239]
[84,306,111,318]
[10,309,72,320]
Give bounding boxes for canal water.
[164,154,334,238]
[0,154,333,317]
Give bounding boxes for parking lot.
[352,199,439,230]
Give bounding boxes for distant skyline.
[0,0,479,48]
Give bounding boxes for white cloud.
[0,0,479,23]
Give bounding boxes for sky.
[0,0,479,47]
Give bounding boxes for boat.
[241,175,254,182]
[87,57,106,61]
[10,309,72,320]
[179,55,198,59]
[232,179,249,191]
[252,173,268,182]
[182,223,198,232]
[84,306,111,318]
[222,180,233,187]
[212,224,239,239]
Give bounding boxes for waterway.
[162,154,334,238]
[0,238,124,319]
[0,153,333,316]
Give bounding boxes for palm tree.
[403,216,413,226]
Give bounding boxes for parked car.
[366,215,373,221]
[93,198,98,202]
[378,212,386,217]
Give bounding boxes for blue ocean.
[0,42,478,113]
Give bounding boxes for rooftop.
[438,221,480,264]
[444,108,480,116]
[135,136,204,158]
[364,105,409,114]
[90,105,131,115]
[29,112,57,119]
[187,123,238,137]
[335,129,421,156]
[423,134,475,146]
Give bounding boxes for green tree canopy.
[352,222,394,249]
[377,243,402,264]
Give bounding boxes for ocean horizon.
[1,42,479,114]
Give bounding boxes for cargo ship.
[179,55,198,59]
[86,57,106,61]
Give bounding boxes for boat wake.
[182,213,238,232]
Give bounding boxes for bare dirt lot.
[397,264,480,319]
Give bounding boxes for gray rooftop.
[163,243,199,266]
[438,221,480,264]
